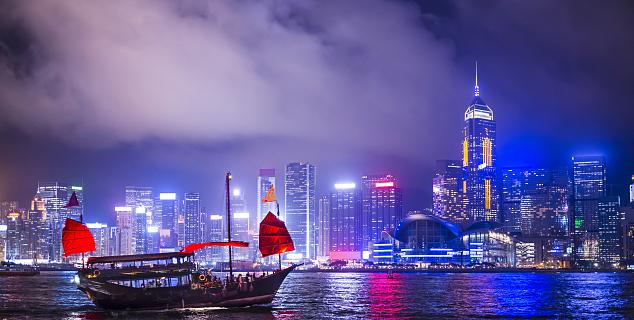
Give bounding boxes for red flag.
[64,191,80,208]
[182,241,249,253]
[62,218,96,257]
[262,185,276,203]
[259,212,294,257]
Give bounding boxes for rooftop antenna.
[474,61,480,97]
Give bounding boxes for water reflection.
[3,271,634,319]
[367,273,407,319]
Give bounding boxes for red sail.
[259,212,295,258]
[63,191,80,208]
[182,241,249,253]
[62,218,96,257]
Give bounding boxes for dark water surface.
[2,271,634,319]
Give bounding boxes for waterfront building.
[572,155,607,267]
[132,207,147,254]
[390,213,515,267]
[125,186,154,224]
[87,222,110,257]
[361,174,403,252]
[37,182,83,262]
[125,186,154,253]
[597,196,622,267]
[328,183,363,260]
[108,226,119,256]
[462,68,499,223]
[183,193,200,247]
[115,206,134,255]
[317,195,330,259]
[501,167,571,267]
[198,213,224,266]
[285,162,317,261]
[5,210,24,260]
[26,194,51,261]
[158,193,178,251]
[432,160,468,225]
[146,226,160,254]
[515,241,536,268]
[0,201,19,261]
[392,214,462,265]
[460,221,515,267]
[256,169,276,262]
[230,188,250,261]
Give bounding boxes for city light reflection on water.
[2,271,634,319]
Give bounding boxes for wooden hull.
[77,266,295,310]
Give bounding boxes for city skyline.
[0,1,633,221]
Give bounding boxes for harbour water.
[2,271,634,319]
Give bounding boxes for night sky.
[0,0,632,224]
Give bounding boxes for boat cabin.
[85,252,196,289]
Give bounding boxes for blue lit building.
[158,193,178,252]
[328,183,363,260]
[285,162,317,261]
[598,196,622,267]
[432,160,468,226]
[388,213,515,267]
[392,214,462,264]
[462,68,499,223]
[37,182,83,262]
[183,192,200,247]
[361,174,403,252]
[572,155,607,267]
[501,167,571,267]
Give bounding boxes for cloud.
[0,0,463,159]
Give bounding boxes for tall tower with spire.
[462,62,499,222]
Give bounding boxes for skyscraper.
[125,186,154,253]
[256,169,276,261]
[317,195,330,259]
[501,167,571,266]
[462,67,498,223]
[329,183,363,259]
[432,160,468,225]
[183,193,200,246]
[231,188,250,261]
[125,186,154,223]
[361,174,403,251]
[115,206,133,255]
[196,213,224,266]
[285,162,317,261]
[5,210,24,260]
[572,155,607,267]
[598,196,621,267]
[132,207,147,254]
[0,201,18,261]
[158,193,178,251]
[37,182,83,262]
[26,194,51,261]
[87,222,110,257]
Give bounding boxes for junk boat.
[0,261,40,276]
[63,172,297,310]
